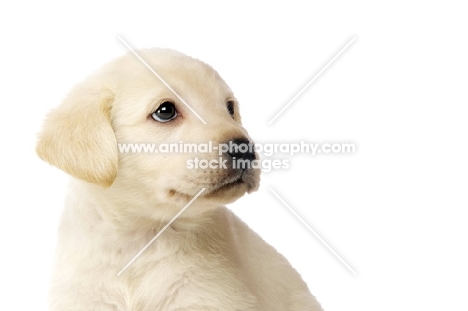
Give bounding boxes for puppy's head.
[37,48,260,220]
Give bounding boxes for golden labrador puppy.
[37,49,322,311]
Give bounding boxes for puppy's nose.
[226,138,256,162]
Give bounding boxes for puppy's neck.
[65,179,217,234]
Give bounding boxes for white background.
[1,1,467,310]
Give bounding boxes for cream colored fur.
[37,48,322,310]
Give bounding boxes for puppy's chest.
[62,214,258,310]
[117,247,254,310]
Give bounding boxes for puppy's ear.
[36,86,118,187]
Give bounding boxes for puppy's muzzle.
[222,137,260,192]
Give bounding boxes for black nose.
[226,138,256,162]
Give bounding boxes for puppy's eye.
[227,101,235,117]
[151,102,177,122]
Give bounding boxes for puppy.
[37,48,322,311]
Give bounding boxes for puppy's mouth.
[166,168,260,202]
[207,174,244,195]
[204,169,259,197]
